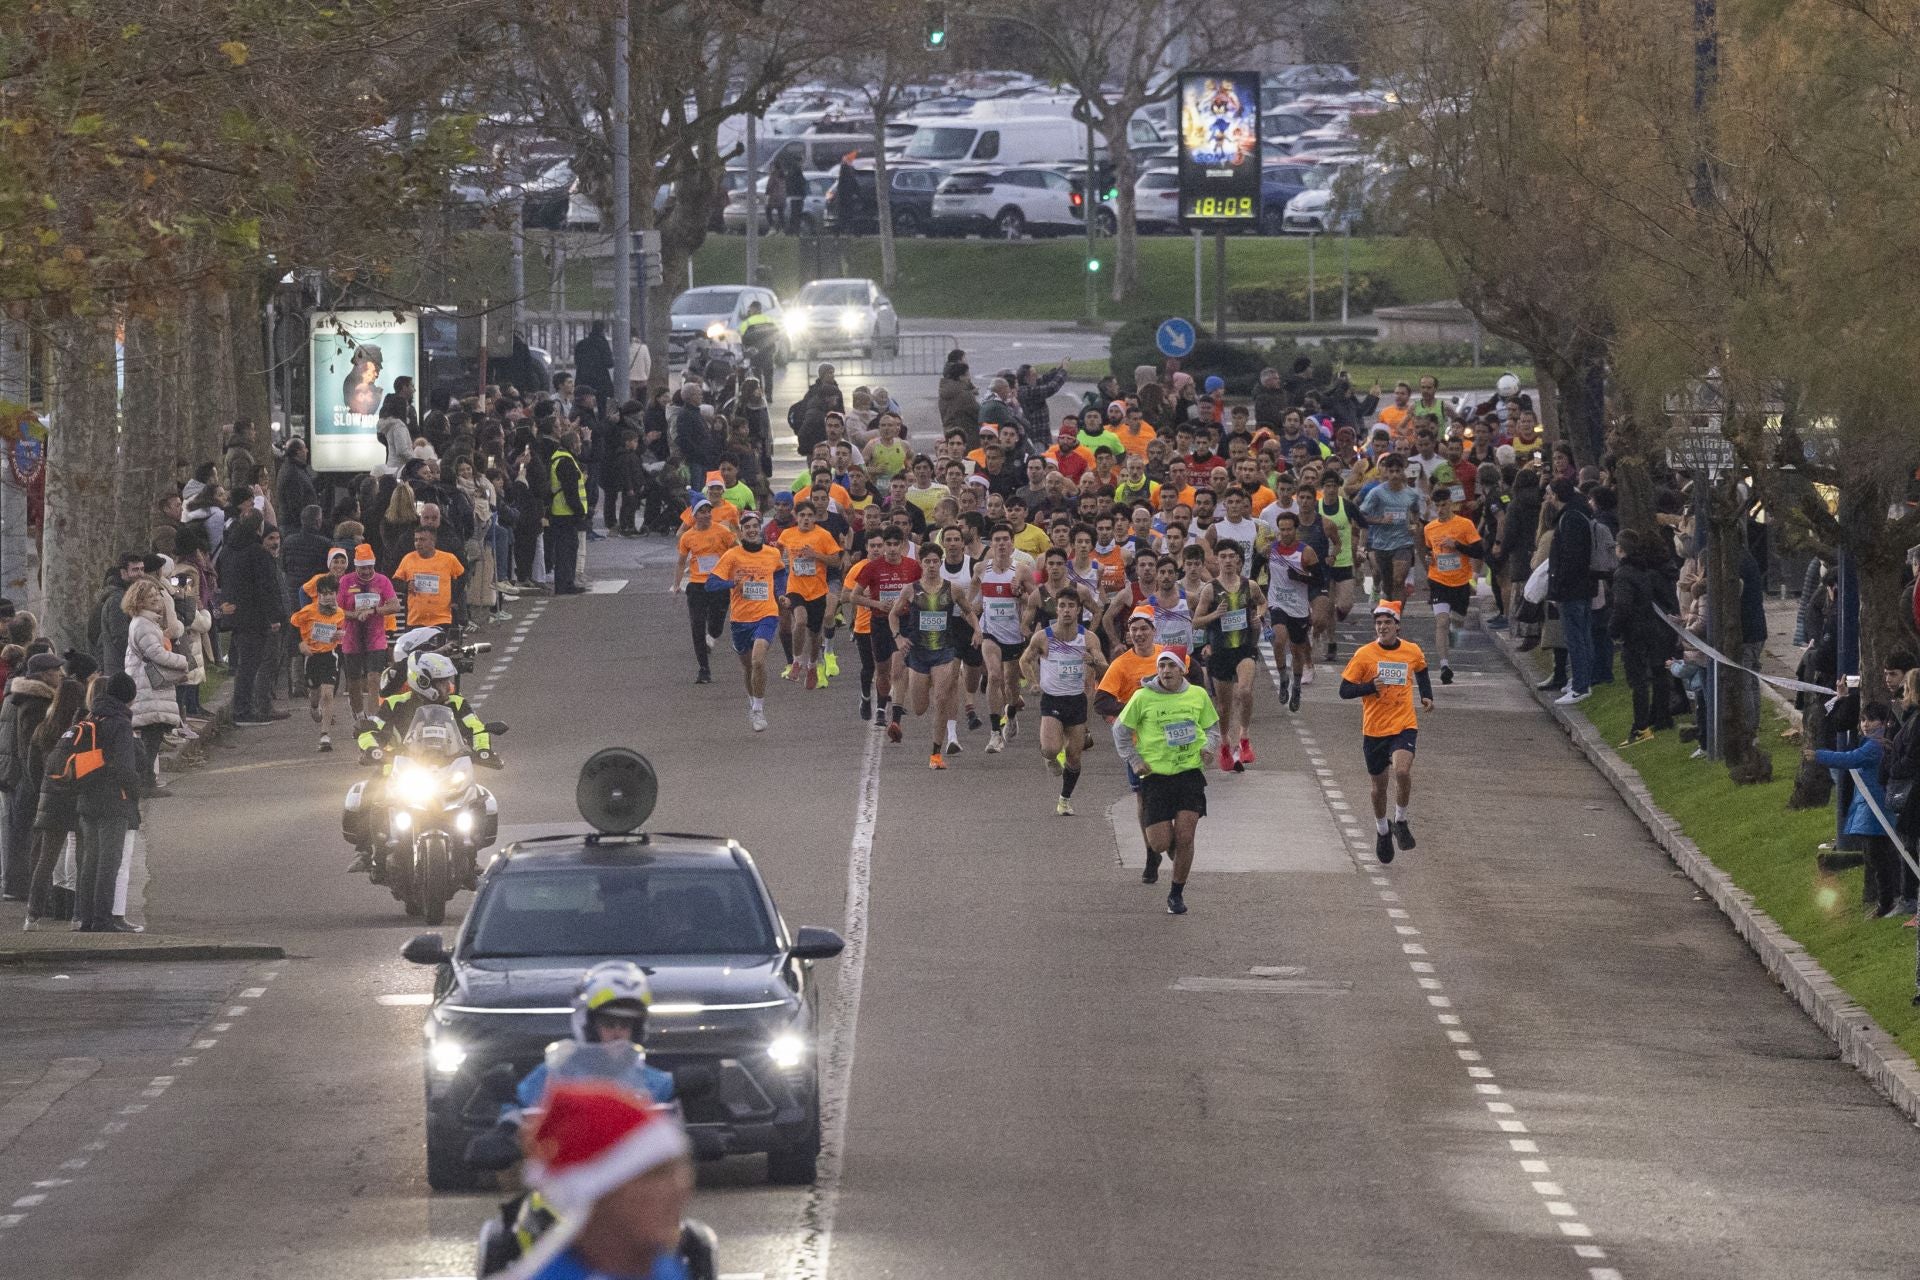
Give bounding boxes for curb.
[0,941,286,965]
[1485,625,1920,1126]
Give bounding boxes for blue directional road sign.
[1156,317,1197,359]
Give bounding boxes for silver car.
[781,278,900,361]
[668,286,785,367]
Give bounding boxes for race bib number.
[1220,608,1247,633]
[918,610,947,635]
[354,592,380,612]
[1158,621,1190,645]
[1376,661,1409,687]
[1055,659,1083,686]
[986,597,1017,620]
[742,580,771,602]
[1435,553,1462,572]
[412,573,442,597]
[309,623,339,647]
[878,586,903,603]
[695,554,720,574]
[794,555,817,577]
[1163,719,1199,747]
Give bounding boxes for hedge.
[1227,275,1404,322]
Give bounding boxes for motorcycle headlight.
[428,1037,467,1075]
[767,1033,808,1071]
[393,763,435,809]
[455,810,476,835]
[783,312,808,338]
[705,321,727,341]
[445,757,474,797]
[838,308,864,333]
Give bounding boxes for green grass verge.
[1562,669,1920,1063]
[690,234,1453,322]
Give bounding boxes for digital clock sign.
[1177,71,1261,228]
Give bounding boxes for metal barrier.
[520,313,608,370]
[789,333,955,379]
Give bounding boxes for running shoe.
[1325,640,1337,661]
[985,730,1005,754]
[1054,748,1068,770]
[1288,679,1302,713]
[823,652,840,678]
[859,696,872,720]
[1166,889,1188,915]
[805,665,819,690]
[1553,689,1591,705]
[781,663,796,682]
[1056,796,1074,816]
[966,709,982,732]
[310,703,322,723]
[1219,743,1237,772]
[750,708,768,733]
[874,702,889,727]
[928,752,946,770]
[1240,737,1255,764]
[1440,664,1455,686]
[886,720,903,743]
[1047,752,1063,777]
[696,669,712,684]
[945,737,964,756]
[1142,849,1162,884]
[1391,819,1416,851]
[1300,666,1314,685]
[1005,706,1020,740]
[1375,830,1396,864]
[318,734,332,753]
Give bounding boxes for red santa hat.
[523,1081,691,1214]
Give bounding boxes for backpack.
[45,718,104,788]
[1589,516,1618,576]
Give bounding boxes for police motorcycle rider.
[738,300,780,390]
[470,963,714,1279]
[347,650,499,878]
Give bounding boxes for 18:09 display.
[1186,195,1255,219]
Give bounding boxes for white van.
[900,115,1095,169]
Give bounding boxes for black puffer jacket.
[1608,547,1678,648]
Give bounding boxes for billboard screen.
[1177,72,1262,227]
[309,310,417,473]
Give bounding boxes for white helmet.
[392,627,444,665]
[407,651,458,701]
[570,961,654,1041]
[1496,373,1520,398]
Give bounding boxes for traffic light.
[1087,257,1101,273]
[924,2,947,50]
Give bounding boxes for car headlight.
[393,763,435,809]
[705,321,727,341]
[838,308,864,333]
[428,1037,468,1075]
[767,1033,808,1071]
[783,312,808,339]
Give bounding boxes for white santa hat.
[523,1080,691,1215]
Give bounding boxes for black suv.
[403,831,845,1190]
[824,161,942,236]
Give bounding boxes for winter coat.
[223,442,257,495]
[673,404,720,475]
[1546,502,1596,604]
[220,524,283,633]
[125,607,189,728]
[75,692,142,822]
[1609,551,1680,650]
[1815,736,1890,838]
[277,458,321,524]
[1251,385,1289,429]
[0,677,56,793]
[937,371,980,444]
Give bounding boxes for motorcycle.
[465,1061,720,1280]
[342,704,503,925]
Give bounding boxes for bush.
[1317,336,1532,371]
[1226,275,1404,322]
[1108,319,1277,397]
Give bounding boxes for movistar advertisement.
[310,310,418,472]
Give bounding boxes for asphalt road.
[4,513,1920,1278]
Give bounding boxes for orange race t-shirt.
[713,544,785,622]
[681,500,742,533]
[290,601,345,653]
[843,559,873,634]
[1092,546,1130,593]
[1113,421,1157,459]
[1342,639,1427,738]
[1422,515,1481,588]
[1096,644,1166,711]
[778,526,842,601]
[393,549,464,627]
[678,525,737,585]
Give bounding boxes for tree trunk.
[1788,689,1834,809]
[1606,406,1660,541]
[1706,477,1771,783]
[1105,118,1141,305]
[120,311,184,558]
[41,314,120,652]
[874,114,897,291]
[229,269,272,433]
[1545,340,1607,467]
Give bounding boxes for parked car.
[930,166,1080,238]
[1132,167,1184,234]
[669,285,786,367]
[781,278,900,360]
[824,162,942,235]
[1281,164,1366,234]
[722,173,831,234]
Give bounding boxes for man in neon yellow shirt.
[1112,650,1220,915]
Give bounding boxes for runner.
[672,499,737,685]
[777,499,843,690]
[1359,454,1421,603]
[1113,650,1221,915]
[889,545,978,769]
[290,573,345,752]
[1420,486,1486,685]
[1315,471,1360,662]
[1192,542,1258,771]
[975,523,1035,754]
[1206,487,1262,567]
[841,553,876,721]
[704,511,786,732]
[938,524,981,751]
[1339,600,1433,864]
[1094,608,1169,875]
[339,543,401,721]
[1146,558,1199,679]
[1263,510,1321,713]
[1020,591,1108,815]
[847,528,921,733]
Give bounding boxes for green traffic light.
[1087,258,1101,273]
[928,29,945,45]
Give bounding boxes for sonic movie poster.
[1177,72,1261,226]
